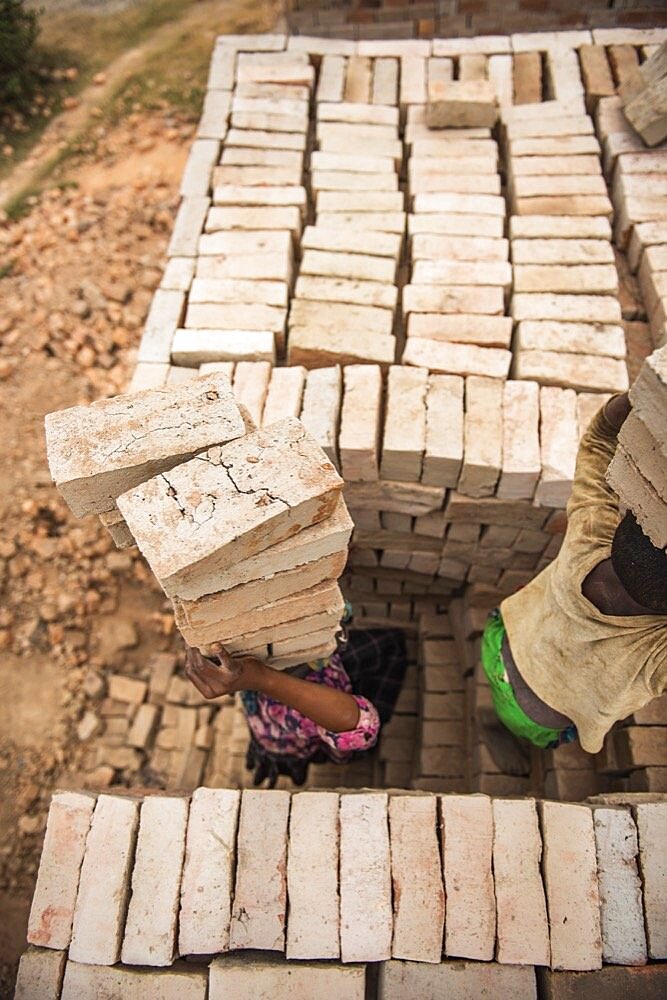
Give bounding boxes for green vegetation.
[0,0,43,115]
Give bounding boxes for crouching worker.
[185,611,407,787]
[482,391,666,758]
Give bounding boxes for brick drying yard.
[1,4,667,999]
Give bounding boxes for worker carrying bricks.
[482,391,666,759]
[184,609,407,786]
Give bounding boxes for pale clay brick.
[15,948,66,1000]
[514,350,629,394]
[422,374,464,488]
[635,800,667,958]
[288,326,396,369]
[378,959,537,1000]
[440,795,496,962]
[492,798,550,966]
[340,793,393,963]
[497,380,541,500]
[117,418,343,601]
[45,373,244,518]
[61,961,208,1000]
[209,954,365,1000]
[381,366,428,482]
[27,792,95,950]
[294,275,397,310]
[408,314,513,349]
[69,795,140,965]
[628,347,667,454]
[183,495,352,594]
[121,797,189,966]
[593,807,647,966]
[426,79,498,129]
[409,212,503,239]
[511,292,622,325]
[170,330,276,368]
[179,788,240,956]
[535,386,579,508]
[540,801,603,971]
[509,214,610,240]
[286,791,340,959]
[515,320,626,359]
[262,366,306,426]
[389,795,444,963]
[299,366,342,467]
[228,790,290,952]
[233,360,271,427]
[339,364,383,481]
[403,338,511,380]
[458,376,504,498]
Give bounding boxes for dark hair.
[611,511,667,614]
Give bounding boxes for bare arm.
[185,644,360,733]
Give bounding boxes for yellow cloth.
[500,405,667,753]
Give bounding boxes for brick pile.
[607,345,666,549]
[45,375,354,668]
[286,2,667,42]
[15,787,667,997]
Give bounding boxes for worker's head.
[611,511,667,614]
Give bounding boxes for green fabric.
[481,611,563,750]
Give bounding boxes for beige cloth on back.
[501,406,666,753]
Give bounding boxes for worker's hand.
[184,643,263,699]
[603,392,631,432]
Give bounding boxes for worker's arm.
[566,391,631,518]
[184,644,361,733]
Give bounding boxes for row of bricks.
[17,950,667,1000]
[26,787,666,968]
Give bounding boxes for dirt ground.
[0,2,281,992]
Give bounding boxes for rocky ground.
[0,110,199,992]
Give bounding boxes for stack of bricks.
[286,1,667,42]
[287,48,407,368]
[501,54,630,397]
[16,786,667,998]
[620,40,667,148]
[45,374,354,669]
[410,613,467,793]
[402,47,512,382]
[44,374,248,551]
[598,693,667,794]
[607,345,666,550]
[116,415,349,667]
[133,35,314,385]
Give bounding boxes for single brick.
[229,789,290,952]
[388,795,444,963]
[339,364,383,482]
[300,366,343,469]
[179,787,240,956]
[340,793,393,962]
[69,795,139,965]
[61,960,208,999]
[286,791,340,959]
[118,418,343,601]
[422,374,464,488]
[497,379,540,500]
[635,801,667,959]
[458,376,503,498]
[593,807,647,966]
[209,954,366,999]
[45,373,245,518]
[378,959,537,1000]
[381,366,428,482]
[27,792,95,950]
[441,794,495,961]
[535,386,579,508]
[493,798,550,966]
[540,801,602,971]
[538,965,667,1000]
[15,947,66,1000]
[121,797,188,966]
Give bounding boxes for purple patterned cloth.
[241,652,381,762]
